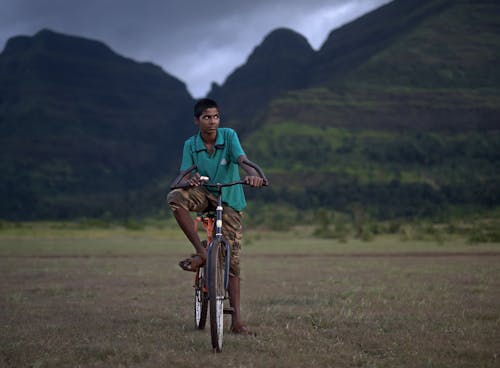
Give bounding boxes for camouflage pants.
[167,187,243,277]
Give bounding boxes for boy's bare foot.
[178,253,205,272]
[230,324,256,336]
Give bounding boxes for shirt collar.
[194,129,225,152]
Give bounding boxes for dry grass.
[0,227,499,367]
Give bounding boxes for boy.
[167,98,265,335]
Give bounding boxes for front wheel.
[194,266,208,329]
[208,241,226,352]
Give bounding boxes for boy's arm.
[237,155,265,187]
[177,171,203,187]
[170,164,203,189]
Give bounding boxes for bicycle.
[171,160,268,352]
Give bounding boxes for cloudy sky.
[1,0,391,97]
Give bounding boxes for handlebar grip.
[239,158,270,186]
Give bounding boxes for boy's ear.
[194,117,200,126]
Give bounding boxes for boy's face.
[195,107,220,135]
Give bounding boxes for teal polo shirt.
[180,127,247,211]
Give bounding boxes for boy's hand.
[244,175,264,187]
[187,173,204,187]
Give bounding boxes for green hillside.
[238,0,500,219]
[244,122,499,218]
[0,30,195,219]
[310,0,454,86]
[268,0,500,131]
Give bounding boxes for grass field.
[1,224,499,367]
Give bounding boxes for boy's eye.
[202,114,220,120]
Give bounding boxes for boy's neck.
[201,130,217,144]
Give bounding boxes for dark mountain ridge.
[4,29,120,61]
[0,29,194,219]
[212,0,499,134]
[208,28,314,135]
[310,0,454,86]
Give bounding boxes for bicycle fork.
[206,195,231,305]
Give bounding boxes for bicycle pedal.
[223,307,234,315]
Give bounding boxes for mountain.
[213,0,499,133]
[208,28,314,136]
[310,0,453,86]
[0,29,195,219]
[266,0,500,131]
[232,0,500,219]
[1,0,499,221]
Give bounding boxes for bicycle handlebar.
[201,180,247,189]
[170,160,269,190]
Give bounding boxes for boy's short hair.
[194,98,219,118]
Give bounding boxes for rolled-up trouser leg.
[167,187,243,277]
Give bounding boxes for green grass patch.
[2,220,498,257]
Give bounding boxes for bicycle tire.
[208,240,225,352]
[194,266,208,329]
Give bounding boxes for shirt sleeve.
[180,139,194,171]
[228,129,245,163]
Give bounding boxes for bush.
[78,218,112,229]
[467,222,500,243]
[246,202,297,231]
[122,219,144,231]
[313,210,350,241]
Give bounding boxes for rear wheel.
[208,241,225,352]
[194,266,208,329]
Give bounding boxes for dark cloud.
[0,0,391,97]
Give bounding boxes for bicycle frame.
[194,215,214,244]
[204,184,232,291]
